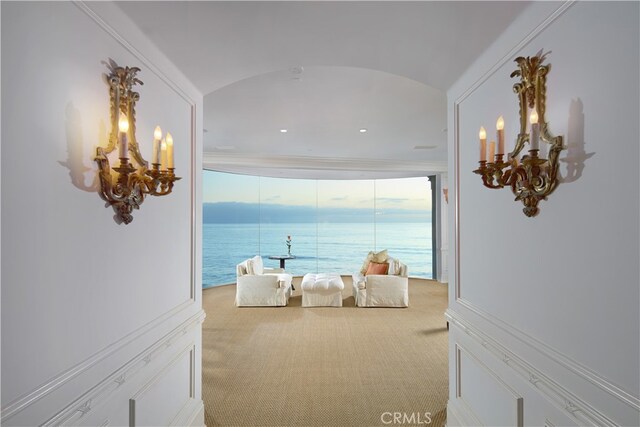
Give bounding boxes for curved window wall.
[203,171,432,287]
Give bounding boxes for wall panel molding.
[455,344,523,427]
[0,300,196,423]
[456,298,640,412]
[447,309,621,426]
[129,344,196,426]
[452,1,575,105]
[189,103,199,303]
[452,0,575,302]
[42,311,205,426]
[75,0,199,306]
[447,1,640,426]
[72,1,197,105]
[2,1,204,426]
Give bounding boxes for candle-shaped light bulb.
[530,110,539,124]
[479,126,487,162]
[166,132,174,169]
[160,140,168,170]
[496,116,505,155]
[118,113,129,159]
[152,126,162,165]
[118,114,129,133]
[530,110,540,151]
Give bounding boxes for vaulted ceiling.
[118,1,530,179]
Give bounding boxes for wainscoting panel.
[447,308,636,426]
[455,345,523,426]
[130,346,195,427]
[34,311,205,427]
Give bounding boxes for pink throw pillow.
[365,262,389,276]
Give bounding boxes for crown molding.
[203,152,447,179]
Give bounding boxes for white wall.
[436,173,448,284]
[446,2,639,426]
[1,2,204,425]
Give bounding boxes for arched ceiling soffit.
[203,66,447,167]
[117,1,532,95]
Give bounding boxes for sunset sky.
[203,171,432,211]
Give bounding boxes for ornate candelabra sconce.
[473,51,564,217]
[95,64,180,224]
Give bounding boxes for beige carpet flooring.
[202,277,449,427]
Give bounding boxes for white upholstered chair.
[235,256,293,307]
[352,256,409,307]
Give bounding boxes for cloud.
[376,197,409,203]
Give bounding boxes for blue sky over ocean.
[203,202,431,223]
[203,172,432,222]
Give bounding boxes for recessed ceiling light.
[414,145,437,150]
[280,129,288,133]
[359,128,367,133]
[289,66,304,75]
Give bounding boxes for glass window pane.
[317,180,375,274]
[258,177,317,277]
[375,177,432,278]
[202,171,260,287]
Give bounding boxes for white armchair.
[235,256,293,307]
[352,255,409,307]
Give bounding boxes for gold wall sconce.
[95,64,180,224]
[473,51,564,217]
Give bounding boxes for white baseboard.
[447,308,639,426]
[445,401,462,427]
[446,399,480,427]
[171,399,204,427]
[437,271,448,284]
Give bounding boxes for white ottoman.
[301,274,344,307]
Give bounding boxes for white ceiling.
[117,1,530,179]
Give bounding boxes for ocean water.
[203,222,432,287]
